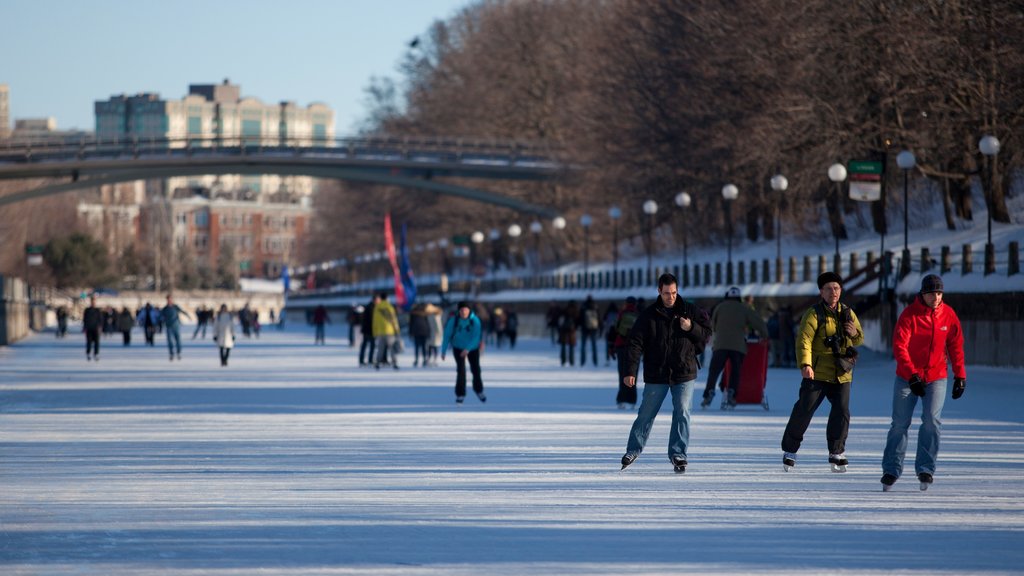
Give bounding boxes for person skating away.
[441,301,487,405]
[372,292,401,370]
[881,274,966,492]
[701,286,769,409]
[578,295,602,367]
[620,274,711,474]
[359,297,377,366]
[312,304,330,345]
[140,302,157,346]
[781,272,864,473]
[83,295,103,361]
[160,294,193,361]
[213,304,236,367]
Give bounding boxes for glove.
[909,374,926,397]
[952,378,966,400]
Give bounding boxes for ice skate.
[829,453,848,473]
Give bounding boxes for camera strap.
[813,301,845,352]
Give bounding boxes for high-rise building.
[90,80,329,282]
[0,84,11,139]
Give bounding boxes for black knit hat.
[456,301,471,310]
[920,274,944,294]
[817,271,843,289]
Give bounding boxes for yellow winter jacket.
[796,301,864,384]
[372,300,399,337]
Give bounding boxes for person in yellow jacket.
[372,292,401,370]
[781,271,864,473]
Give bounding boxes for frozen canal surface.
[2,327,1023,575]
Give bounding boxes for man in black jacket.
[83,294,103,361]
[620,273,711,473]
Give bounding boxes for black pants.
[453,347,484,398]
[615,345,637,405]
[219,347,231,365]
[122,330,131,346]
[703,349,746,397]
[781,378,851,455]
[144,325,155,345]
[560,341,575,366]
[359,334,376,364]
[85,328,100,357]
[579,329,599,365]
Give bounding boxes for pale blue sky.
[1,0,471,134]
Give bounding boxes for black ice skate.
[829,453,848,473]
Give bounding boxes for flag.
[383,213,407,307]
[399,222,417,311]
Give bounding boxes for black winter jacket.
[626,299,711,384]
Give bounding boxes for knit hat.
[920,274,944,294]
[726,286,741,299]
[456,301,471,310]
[625,296,637,305]
[817,271,843,289]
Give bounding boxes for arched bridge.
[0,135,569,216]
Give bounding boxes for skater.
[425,302,444,365]
[409,303,431,366]
[579,295,601,366]
[881,274,966,491]
[160,294,192,361]
[312,304,330,345]
[359,296,377,366]
[83,295,102,361]
[118,306,135,346]
[213,304,236,367]
[781,272,863,472]
[191,305,210,339]
[140,302,157,346]
[56,307,69,338]
[558,301,579,366]
[372,292,400,370]
[441,301,486,405]
[619,274,711,474]
[700,286,768,409]
[612,296,640,409]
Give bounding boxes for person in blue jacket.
[441,301,487,405]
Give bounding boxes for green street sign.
[24,244,45,254]
[452,234,471,246]
[848,160,882,175]
[239,260,251,271]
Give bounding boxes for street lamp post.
[721,184,739,284]
[642,200,658,282]
[552,216,566,268]
[580,214,592,287]
[608,206,621,287]
[489,228,501,272]
[529,220,542,275]
[770,174,788,283]
[674,192,691,287]
[896,150,916,276]
[507,224,522,270]
[979,135,1000,275]
[828,163,847,271]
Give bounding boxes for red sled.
[720,339,770,410]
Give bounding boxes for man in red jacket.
[881,274,966,492]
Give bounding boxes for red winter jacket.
[893,296,966,383]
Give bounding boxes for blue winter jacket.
[441,312,482,354]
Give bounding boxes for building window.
[194,210,209,227]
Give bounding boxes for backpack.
[616,310,638,337]
[583,308,600,331]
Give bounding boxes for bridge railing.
[0,133,560,165]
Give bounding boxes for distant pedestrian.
[372,292,400,370]
[619,274,711,473]
[559,301,579,366]
[213,304,236,367]
[160,294,192,361]
[56,307,69,338]
[881,274,966,492]
[140,302,157,346]
[118,307,135,346]
[359,296,377,366]
[441,301,486,405]
[425,302,444,365]
[312,304,330,345]
[603,302,619,366]
[409,303,431,367]
[83,295,102,361]
[504,306,519,349]
[579,295,601,366]
[612,296,640,409]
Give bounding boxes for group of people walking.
[618,271,966,492]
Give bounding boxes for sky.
[1,0,472,134]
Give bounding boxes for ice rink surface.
[2,327,1022,575]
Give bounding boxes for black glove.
[909,374,926,397]
[952,378,966,400]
